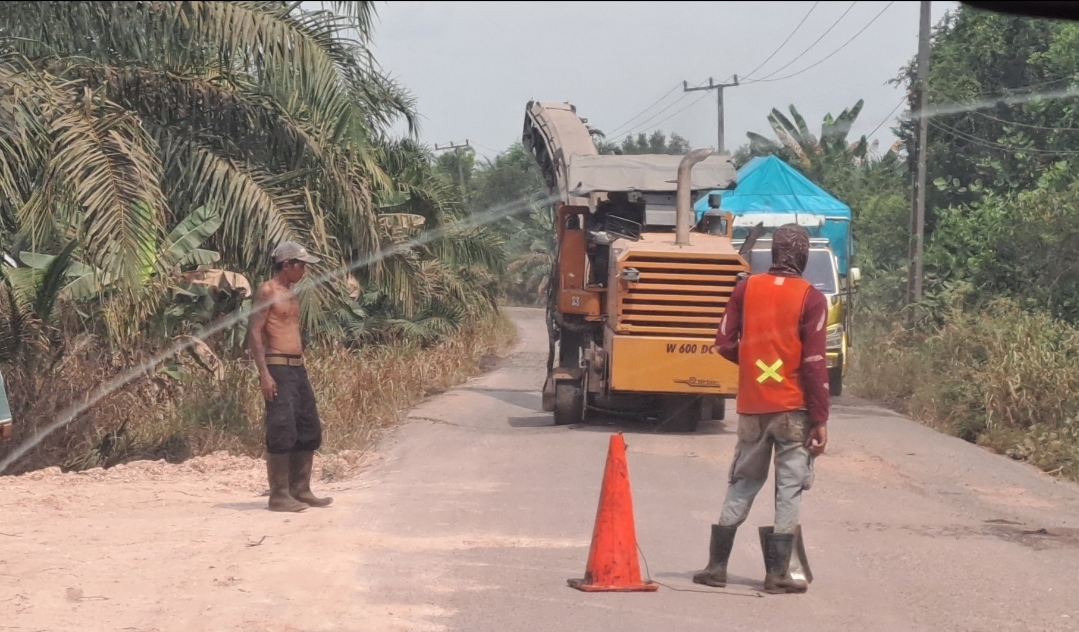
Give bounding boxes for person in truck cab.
[692,223,829,594]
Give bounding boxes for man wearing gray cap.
[249,241,333,512]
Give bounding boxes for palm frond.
[0,1,482,354]
[23,87,166,286]
[157,137,305,268]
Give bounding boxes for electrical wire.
[740,1,821,81]
[604,82,684,137]
[969,109,1079,132]
[615,92,711,143]
[867,94,908,138]
[929,119,1079,155]
[924,85,1079,120]
[613,92,694,142]
[469,140,504,155]
[749,2,895,84]
[746,1,858,83]
[967,75,1077,101]
[600,1,847,150]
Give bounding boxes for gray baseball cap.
[272,241,321,264]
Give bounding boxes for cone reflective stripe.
[568,433,658,592]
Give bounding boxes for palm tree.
[0,1,503,345]
[500,203,554,306]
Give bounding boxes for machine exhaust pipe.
[675,148,714,246]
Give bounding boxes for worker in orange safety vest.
[693,223,830,594]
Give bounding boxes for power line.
[604,82,683,137]
[468,140,504,154]
[614,92,693,140]
[929,119,1079,155]
[748,2,895,84]
[616,92,712,143]
[924,78,1079,117]
[967,76,1077,101]
[867,94,908,138]
[746,1,858,83]
[740,1,820,81]
[924,85,1079,119]
[969,109,1079,132]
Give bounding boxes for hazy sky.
[366,1,958,159]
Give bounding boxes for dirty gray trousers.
[718,411,815,534]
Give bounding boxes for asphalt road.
[352,307,1079,632]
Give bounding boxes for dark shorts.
[263,365,322,454]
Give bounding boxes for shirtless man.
[249,242,332,512]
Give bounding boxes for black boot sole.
[764,583,807,594]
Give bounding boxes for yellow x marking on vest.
[756,359,784,383]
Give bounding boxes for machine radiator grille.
[617,254,743,338]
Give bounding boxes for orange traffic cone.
[568,433,658,592]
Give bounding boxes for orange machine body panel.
[556,204,604,319]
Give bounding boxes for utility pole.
[434,140,471,198]
[683,76,739,154]
[908,1,931,315]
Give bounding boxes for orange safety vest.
[736,273,812,415]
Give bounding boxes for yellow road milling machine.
[523,101,751,432]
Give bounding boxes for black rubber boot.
[289,450,333,508]
[763,532,808,594]
[692,524,737,587]
[267,453,307,512]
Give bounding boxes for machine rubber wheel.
[698,396,726,422]
[660,396,700,433]
[709,396,727,421]
[829,366,843,397]
[553,382,584,426]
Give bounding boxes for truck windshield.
[749,250,837,294]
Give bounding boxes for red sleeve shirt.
[714,275,831,425]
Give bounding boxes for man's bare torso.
[258,279,303,356]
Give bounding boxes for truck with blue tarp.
[694,155,860,395]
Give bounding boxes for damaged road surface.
[355,308,1079,631]
[4,307,1079,631]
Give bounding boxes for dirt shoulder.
[0,449,419,632]
[1,311,522,632]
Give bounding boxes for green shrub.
[2,312,516,474]
[851,299,1079,480]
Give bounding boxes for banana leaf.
[166,204,223,265]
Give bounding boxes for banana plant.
[164,270,252,351]
[747,100,871,169]
[0,240,80,363]
[19,204,224,301]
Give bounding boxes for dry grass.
[850,300,1079,481]
[1,312,516,474]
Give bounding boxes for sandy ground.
[4,306,1079,632]
[1,450,391,632]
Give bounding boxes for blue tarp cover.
[695,155,853,274]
